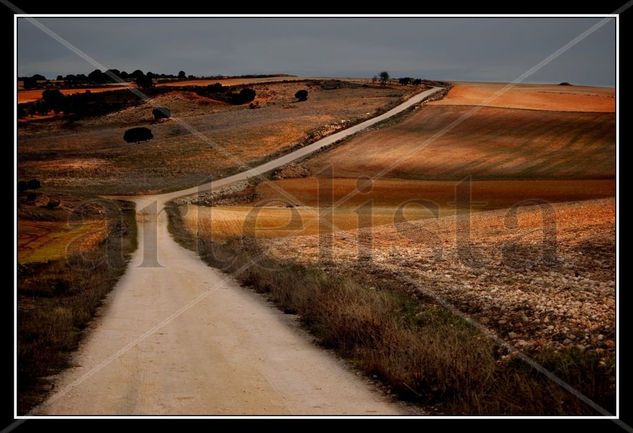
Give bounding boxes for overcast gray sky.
[17,17,616,86]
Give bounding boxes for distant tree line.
[370,72,424,86]
[18,88,149,119]
[20,71,294,90]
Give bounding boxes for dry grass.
[306,104,615,180]
[266,198,616,358]
[167,81,615,415]
[432,82,615,112]
[18,219,107,264]
[17,200,137,414]
[167,203,615,415]
[18,81,410,194]
[181,178,614,239]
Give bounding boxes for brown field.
[18,81,411,194]
[18,83,134,103]
[182,178,614,239]
[18,219,107,264]
[432,82,615,112]
[182,81,616,358]
[305,107,615,180]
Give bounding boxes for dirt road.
[36,88,442,415]
[36,210,403,415]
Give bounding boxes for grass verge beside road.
[167,202,614,415]
[17,200,137,414]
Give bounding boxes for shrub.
[398,77,412,85]
[559,82,572,86]
[235,88,256,104]
[412,78,423,85]
[22,77,36,90]
[295,89,309,101]
[42,89,66,113]
[207,83,225,93]
[123,127,154,143]
[27,179,41,190]
[135,74,154,90]
[45,198,60,209]
[152,106,171,121]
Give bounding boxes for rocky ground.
[264,198,616,361]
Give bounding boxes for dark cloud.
[18,17,616,86]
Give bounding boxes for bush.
[42,89,66,113]
[235,88,256,104]
[559,82,572,86]
[207,83,225,93]
[398,77,412,85]
[123,127,154,143]
[295,89,309,101]
[22,77,37,90]
[27,179,41,190]
[412,78,423,85]
[135,74,154,90]
[152,106,171,121]
[45,198,60,209]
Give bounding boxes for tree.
[295,89,308,101]
[379,71,390,85]
[178,70,186,79]
[123,127,154,143]
[105,69,122,81]
[152,106,171,121]
[135,74,154,89]
[56,75,64,81]
[412,78,423,85]
[22,77,36,89]
[146,71,156,79]
[398,77,412,85]
[88,69,105,83]
[31,74,46,81]
[131,69,145,80]
[42,89,66,113]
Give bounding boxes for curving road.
[36,87,442,415]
